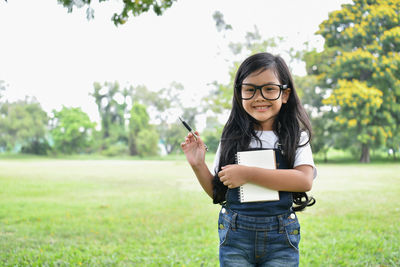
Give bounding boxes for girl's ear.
[282,88,291,104]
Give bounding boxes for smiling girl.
[181,52,316,266]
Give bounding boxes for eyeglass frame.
[239,83,289,101]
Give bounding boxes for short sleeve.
[294,132,317,179]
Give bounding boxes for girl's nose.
[253,89,264,100]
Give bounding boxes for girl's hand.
[180,131,206,168]
[218,165,249,189]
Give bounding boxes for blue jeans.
[218,207,300,267]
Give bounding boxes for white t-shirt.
[212,131,317,179]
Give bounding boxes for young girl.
[181,52,316,266]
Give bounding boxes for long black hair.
[212,52,315,211]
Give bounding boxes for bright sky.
[0,0,351,124]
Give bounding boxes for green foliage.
[146,82,199,155]
[294,75,322,112]
[0,98,49,154]
[159,122,188,154]
[20,140,52,155]
[57,0,176,26]
[163,107,199,154]
[307,0,400,162]
[89,81,197,157]
[201,116,224,153]
[51,106,96,154]
[324,80,385,161]
[100,142,129,157]
[294,75,334,160]
[91,81,130,151]
[130,84,168,112]
[128,102,158,156]
[136,127,159,157]
[213,11,232,32]
[129,102,150,136]
[204,62,239,113]
[202,130,221,154]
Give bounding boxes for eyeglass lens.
[241,84,281,100]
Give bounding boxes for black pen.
[179,116,208,151]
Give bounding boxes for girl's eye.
[264,87,275,91]
[263,86,279,92]
[242,86,255,92]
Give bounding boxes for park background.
[0,0,399,266]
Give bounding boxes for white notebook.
[236,149,280,203]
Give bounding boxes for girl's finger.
[221,165,233,169]
[187,132,196,142]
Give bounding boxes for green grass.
[0,152,191,161]
[0,158,399,266]
[314,148,399,164]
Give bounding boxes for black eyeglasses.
[240,83,288,100]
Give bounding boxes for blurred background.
[3,0,398,162]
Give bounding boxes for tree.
[0,98,49,154]
[128,101,158,156]
[293,74,334,162]
[57,0,176,26]
[50,106,96,154]
[135,82,198,155]
[213,10,232,33]
[313,0,400,162]
[204,62,240,113]
[159,107,197,154]
[136,128,159,157]
[91,81,130,151]
[323,80,384,162]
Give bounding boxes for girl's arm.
[218,164,314,192]
[181,132,214,198]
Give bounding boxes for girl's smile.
[241,68,290,130]
[252,103,272,111]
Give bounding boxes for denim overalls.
[218,149,300,266]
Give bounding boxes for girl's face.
[241,68,291,131]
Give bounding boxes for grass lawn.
[0,158,399,266]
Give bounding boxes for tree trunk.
[128,133,137,156]
[360,144,370,163]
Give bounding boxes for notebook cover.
[237,149,280,202]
